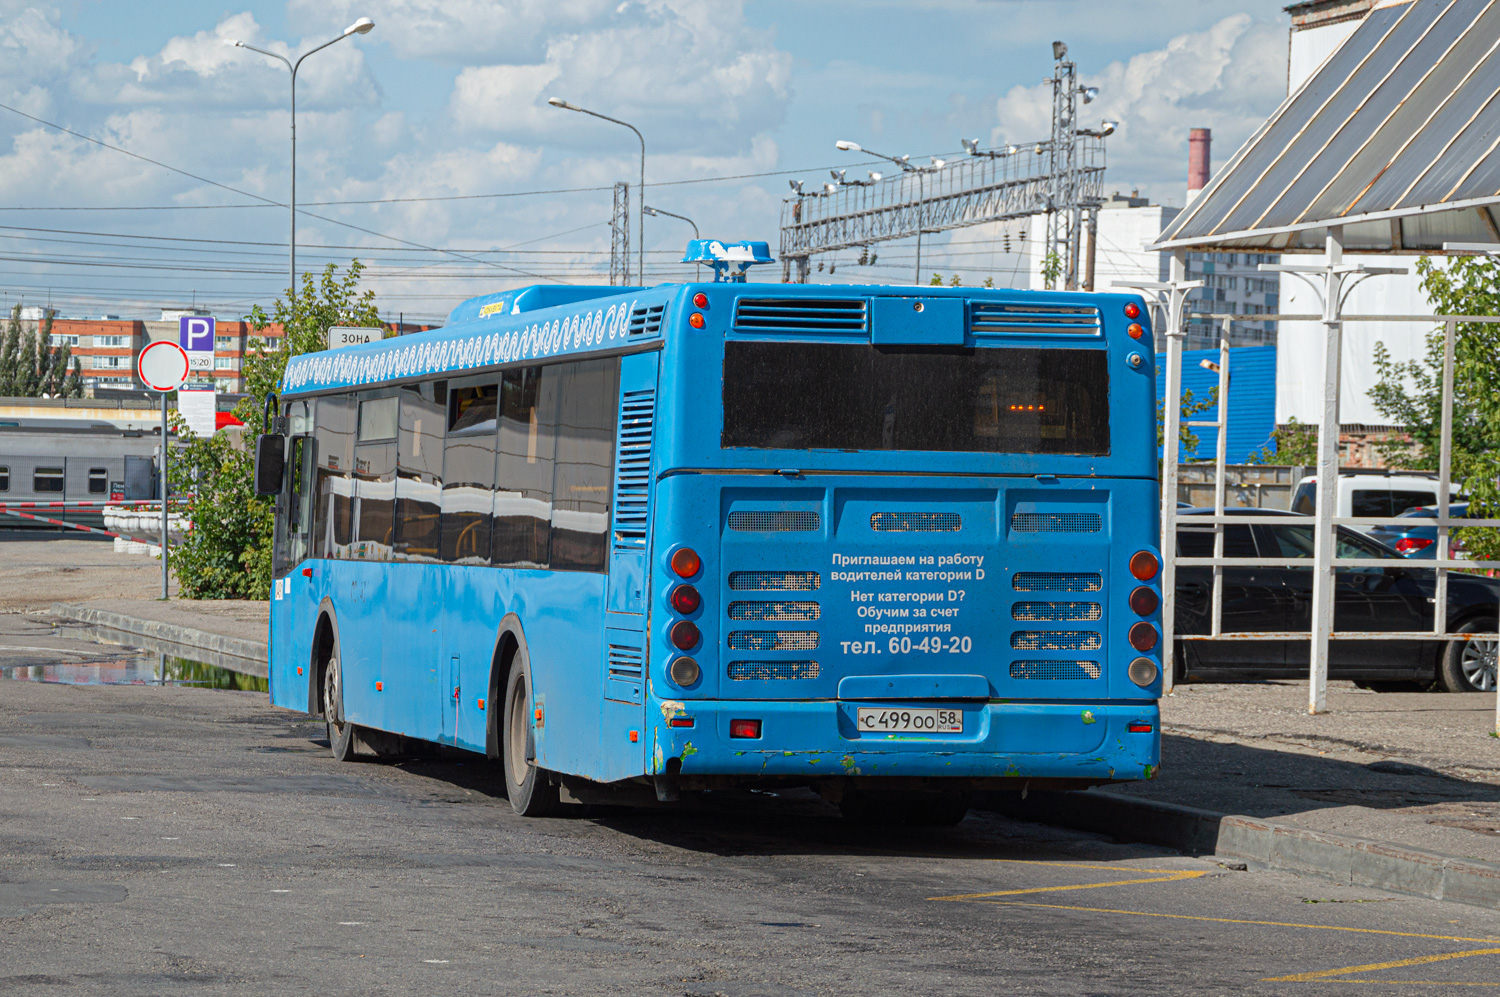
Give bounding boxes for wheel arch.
[486,613,529,760]
[310,598,340,716]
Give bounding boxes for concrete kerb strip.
[49,602,268,677]
[980,788,1500,912]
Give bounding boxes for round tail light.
[670,584,701,614]
[1128,621,1159,652]
[668,656,701,686]
[1129,550,1160,581]
[1128,657,1159,687]
[689,312,706,329]
[670,547,701,579]
[1124,301,1141,319]
[693,292,708,308]
[1127,323,1144,339]
[1128,586,1159,616]
[670,620,701,651]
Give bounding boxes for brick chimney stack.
[1188,128,1211,200]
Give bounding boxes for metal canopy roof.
[1153,0,1500,254]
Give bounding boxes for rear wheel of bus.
[502,649,562,817]
[323,650,356,761]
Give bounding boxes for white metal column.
[1307,229,1345,715]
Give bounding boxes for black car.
[1174,509,1498,692]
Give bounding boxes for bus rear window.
[721,342,1108,455]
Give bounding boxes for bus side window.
[494,365,557,568]
[313,394,356,559]
[441,382,499,565]
[550,358,619,572]
[395,384,444,562]
[355,395,399,557]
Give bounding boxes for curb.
[981,788,1500,912]
[50,602,269,676]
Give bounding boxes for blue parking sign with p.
[179,316,215,352]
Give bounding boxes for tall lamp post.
[835,140,941,285]
[644,205,699,280]
[548,98,645,286]
[226,17,376,297]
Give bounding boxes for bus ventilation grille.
[970,302,1101,336]
[871,512,961,532]
[611,388,655,547]
[1011,631,1103,651]
[1012,572,1103,592]
[628,304,665,337]
[1011,512,1102,533]
[728,600,821,622]
[729,660,821,681]
[1012,601,1102,622]
[729,571,820,591]
[728,510,820,532]
[607,643,645,680]
[733,298,868,334]
[727,630,820,651]
[1010,660,1101,680]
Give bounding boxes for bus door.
[270,400,317,707]
[598,351,658,780]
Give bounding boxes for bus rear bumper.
[649,699,1160,782]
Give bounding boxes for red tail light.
[1394,537,1434,554]
[1129,550,1160,581]
[1124,301,1141,319]
[670,620,701,651]
[670,584,701,614]
[670,547,701,579]
[693,292,709,308]
[1128,621,1159,652]
[1128,722,1154,733]
[669,717,695,728]
[1128,586,1159,616]
[729,719,762,739]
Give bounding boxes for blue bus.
[255,242,1163,822]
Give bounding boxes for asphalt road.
[4,633,1500,995]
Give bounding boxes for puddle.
[0,650,268,692]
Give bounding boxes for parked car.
[1174,508,1497,692]
[1290,472,1461,534]
[1368,502,1474,559]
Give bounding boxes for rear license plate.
[856,708,963,733]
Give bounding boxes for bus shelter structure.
[1140,0,1500,724]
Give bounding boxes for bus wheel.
[323,651,355,762]
[501,652,561,817]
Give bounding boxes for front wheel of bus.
[324,652,355,762]
[502,653,561,817]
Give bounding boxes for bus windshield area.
[720,342,1109,455]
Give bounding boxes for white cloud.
[992,14,1288,204]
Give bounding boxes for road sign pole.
[161,392,169,600]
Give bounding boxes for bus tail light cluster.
[729,718,761,739]
[667,546,703,688]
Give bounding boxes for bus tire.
[324,650,356,762]
[501,650,561,817]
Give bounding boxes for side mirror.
[253,433,286,495]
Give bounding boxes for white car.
[1290,473,1461,532]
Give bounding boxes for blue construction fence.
[1155,344,1276,464]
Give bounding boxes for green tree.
[1247,416,1319,466]
[0,306,83,398]
[1041,251,1064,290]
[170,261,380,599]
[929,272,945,286]
[1157,387,1218,461]
[1369,255,1500,560]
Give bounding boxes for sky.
[0,0,1292,323]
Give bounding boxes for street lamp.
[644,205,699,279]
[549,98,645,286]
[226,17,376,298]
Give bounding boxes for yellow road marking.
[1263,949,1500,983]
[931,870,1207,901]
[1324,981,1500,987]
[959,900,1500,945]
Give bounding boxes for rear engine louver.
[606,642,645,702]
[872,512,961,532]
[611,388,655,547]
[727,631,819,651]
[1012,602,1102,622]
[628,304,664,337]
[1011,512,1102,533]
[728,511,820,532]
[729,571,820,591]
[728,600,820,622]
[1010,660,1102,680]
[971,302,1101,336]
[733,298,867,334]
[1011,631,1103,651]
[1012,572,1103,592]
[729,660,821,681]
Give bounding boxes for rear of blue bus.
[642,287,1162,796]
